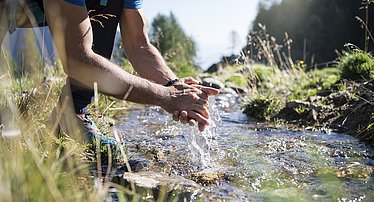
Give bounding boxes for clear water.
[116,92,374,201]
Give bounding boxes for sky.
[143,0,260,69]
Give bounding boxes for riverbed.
[115,90,374,201]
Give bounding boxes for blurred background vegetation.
[246,0,374,68]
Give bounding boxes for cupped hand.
[167,79,220,132]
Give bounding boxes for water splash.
[177,97,222,168]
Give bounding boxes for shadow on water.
[115,91,374,201]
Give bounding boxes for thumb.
[195,85,220,97]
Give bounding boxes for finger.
[191,104,209,118]
[179,88,203,96]
[189,119,197,126]
[172,111,179,121]
[180,111,188,124]
[182,77,199,85]
[198,123,207,132]
[197,97,209,107]
[193,85,220,96]
[188,111,210,126]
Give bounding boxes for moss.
[337,50,374,81]
[288,68,341,100]
[243,94,284,121]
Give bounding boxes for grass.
[212,19,374,145]
[0,52,103,201]
[242,64,341,120]
[0,25,201,200]
[0,47,174,201]
[337,49,374,81]
[243,93,283,121]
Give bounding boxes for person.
[0,0,219,146]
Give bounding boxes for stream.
[114,90,374,201]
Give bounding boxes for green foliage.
[249,63,340,101]
[0,60,162,201]
[288,68,341,100]
[249,0,374,65]
[243,94,283,121]
[226,75,248,88]
[337,50,374,81]
[243,64,341,121]
[150,12,197,65]
[167,61,200,78]
[253,64,275,83]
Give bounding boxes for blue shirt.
[64,0,143,9]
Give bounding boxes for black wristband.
[164,78,179,87]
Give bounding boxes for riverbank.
[206,49,374,147]
[273,79,374,145]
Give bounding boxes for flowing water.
[116,90,374,201]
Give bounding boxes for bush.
[252,65,275,84]
[243,94,283,121]
[337,50,374,81]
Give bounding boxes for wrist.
[164,78,180,87]
[156,85,174,112]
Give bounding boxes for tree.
[150,12,197,65]
[247,0,374,66]
[229,30,240,55]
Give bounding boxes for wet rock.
[286,100,310,109]
[308,95,324,103]
[328,91,353,106]
[205,63,224,73]
[276,100,313,123]
[191,170,226,185]
[201,78,225,89]
[310,109,318,121]
[227,85,247,94]
[115,158,150,173]
[336,162,373,179]
[147,147,166,162]
[112,171,202,200]
[219,87,239,95]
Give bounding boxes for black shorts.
[20,0,123,58]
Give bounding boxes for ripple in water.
[117,92,374,201]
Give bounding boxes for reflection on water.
[116,91,374,201]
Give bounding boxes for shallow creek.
[114,90,374,201]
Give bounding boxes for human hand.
[173,77,199,126]
[164,79,219,132]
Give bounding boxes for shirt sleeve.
[64,0,85,6]
[123,0,143,9]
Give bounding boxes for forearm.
[125,41,178,85]
[120,8,177,85]
[65,52,167,106]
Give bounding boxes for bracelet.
[164,78,179,87]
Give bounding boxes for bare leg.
[0,3,9,46]
[51,78,87,142]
